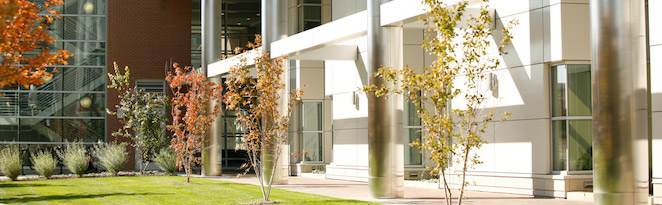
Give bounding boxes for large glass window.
[0,0,107,146]
[299,101,323,162]
[551,64,592,171]
[297,0,322,32]
[404,93,423,166]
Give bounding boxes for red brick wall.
[107,0,191,170]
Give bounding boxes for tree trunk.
[441,168,451,205]
[457,148,471,205]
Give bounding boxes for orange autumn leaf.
[0,0,71,89]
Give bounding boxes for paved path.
[200,175,593,205]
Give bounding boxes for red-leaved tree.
[166,63,222,183]
[0,0,71,89]
[225,35,302,202]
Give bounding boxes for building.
[0,0,190,171]
[1,0,660,202]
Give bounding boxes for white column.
[201,0,223,176]
[591,0,650,204]
[367,0,404,199]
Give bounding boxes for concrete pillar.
[590,0,649,204]
[367,0,404,199]
[201,0,223,176]
[261,0,289,185]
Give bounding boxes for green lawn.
[0,176,371,204]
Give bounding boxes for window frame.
[296,0,323,33]
[298,100,324,163]
[403,91,424,167]
[549,61,593,175]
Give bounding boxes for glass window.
[300,102,322,131]
[60,93,105,117]
[38,0,107,15]
[0,92,20,116]
[551,64,592,172]
[404,92,423,166]
[18,118,104,142]
[2,0,108,145]
[19,92,62,117]
[24,67,106,92]
[64,42,106,66]
[48,16,107,41]
[302,133,322,162]
[0,118,19,141]
[297,1,322,32]
[299,102,323,162]
[405,128,422,165]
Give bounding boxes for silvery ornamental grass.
[31,150,57,179]
[94,142,128,176]
[0,144,21,181]
[57,141,89,177]
[154,148,177,175]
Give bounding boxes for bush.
[154,148,177,175]
[94,142,128,176]
[57,142,89,177]
[0,144,21,181]
[30,150,57,179]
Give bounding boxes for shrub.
[94,142,128,176]
[0,144,21,181]
[30,150,57,179]
[57,142,89,177]
[154,148,177,175]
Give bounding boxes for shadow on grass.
[0,183,68,188]
[0,192,165,204]
[294,199,374,204]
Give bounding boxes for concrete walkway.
[200,175,593,205]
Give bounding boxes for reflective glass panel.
[298,5,321,32]
[0,118,19,141]
[552,120,567,171]
[300,102,322,131]
[567,65,592,116]
[19,92,62,117]
[64,42,106,66]
[551,65,567,117]
[404,94,421,126]
[404,128,422,165]
[16,67,104,92]
[48,16,107,41]
[302,132,322,162]
[19,118,104,142]
[61,93,105,117]
[0,92,20,116]
[568,120,592,171]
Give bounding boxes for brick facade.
[107,0,191,170]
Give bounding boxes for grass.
[0,176,372,204]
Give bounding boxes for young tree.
[166,63,222,183]
[363,1,515,204]
[0,0,71,89]
[224,35,302,202]
[107,62,169,174]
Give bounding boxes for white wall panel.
[494,119,549,174]
[560,3,590,61]
[650,0,662,46]
[493,64,548,120]
[652,113,662,179]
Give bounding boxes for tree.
[0,0,71,89]
[363,1,515,204]
[224,35,302,202]
[166,63,222,183]
[107,62,169,174]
